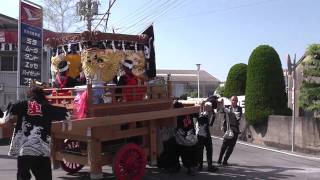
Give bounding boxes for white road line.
[212,136,320,161]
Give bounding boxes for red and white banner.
[19,0,43,86]
[20,1,43,28]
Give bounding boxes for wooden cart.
[46,80,199,180]
[43,30,199,179]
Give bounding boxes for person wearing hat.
[53,60,78,88]
[114,59,145,102]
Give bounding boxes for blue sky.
[1,0,320,81]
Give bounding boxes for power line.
[128,0,190,34]
[164,0,279,21]
[111,0,159,27]
[93,0,117,31]
[116,0,174,33]
[119,0,187,34]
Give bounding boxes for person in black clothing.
[0,109,3,118]
[196,100,219,172]
[53,60,78,88]
[173,101,198,176]
[2,85,68,180]
[217,96,242,166]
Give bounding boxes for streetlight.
[196,64,201,99]
[287,54,296,152]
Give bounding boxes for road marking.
[212,136,320,161]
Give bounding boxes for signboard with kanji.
[19,0,43,86]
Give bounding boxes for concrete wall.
[211,114,320,155]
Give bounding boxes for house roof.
[0,14,18,29]
[296,53,306,66]
[156,69,220,83]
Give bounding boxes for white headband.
[58,64,69,72]
[122,61,133,69]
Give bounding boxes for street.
[0,138,319,180]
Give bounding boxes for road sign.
[18,0,43,86]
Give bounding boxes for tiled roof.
[0,14,18,29]
[156,69,220,83]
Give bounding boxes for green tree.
[215,85,225,97]
[299,44,320,117]
[188,90,198,98]
[245,45,288,125]
[224,63,247,98]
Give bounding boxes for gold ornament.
[51,53,65,76]
[125,50,145,77]
[81,48,124,82]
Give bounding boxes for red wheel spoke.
[113,144,146,180]
[61,140,84,174]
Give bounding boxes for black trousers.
[157,138,180,170]
[17,156,52,180]
[218,133,238,163]
[176,143,198,168]
[197,135,213,167]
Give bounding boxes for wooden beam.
[55,151,88,165]
[89,98,170,110]
[88,138,102,177]
[95,127,149,141]
[51,135,64,169]
[52,106,199,131]
[52,132,89,142]
[46,96,76,99]
[149,121,157,166]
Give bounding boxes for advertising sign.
[19,0,43,86]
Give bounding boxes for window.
[0,55,17,71]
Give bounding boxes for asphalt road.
[0,138,319,180]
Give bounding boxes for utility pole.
[196,64,201,99]
[86,0,92,32]
[93,0,117,32]
[286,54,296,152]
[77,0,99,32]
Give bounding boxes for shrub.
[299,44,320,117]
[224,63,247,98]
[245,45,288,125]
[215,85,225,97]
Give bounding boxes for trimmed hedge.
[224,63,247,98]
[245,45,289,125]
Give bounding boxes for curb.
[212,136,320,161]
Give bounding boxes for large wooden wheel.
[60,140,84,174]
[113,143,147,180]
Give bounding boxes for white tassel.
[62,45,67,54]
[135,42,138,52]
[67,43,71,53]
[78,42,83,52]
[122,41,126,52]
[103,40,107,49]
[111,41,116,52]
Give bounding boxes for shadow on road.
[55,164,302,180]
[56,172,115,180]
[0,154,15,160]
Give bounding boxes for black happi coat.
[8,100,67,157]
